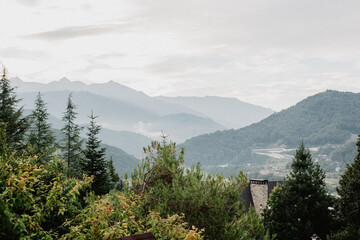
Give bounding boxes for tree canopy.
[129,137,273,240]
[263,142,334,240]
[335,135,360,239]
[61,94,84,177]
[82,111,110,195]
[0,66,28,149]
[28,92,55,159]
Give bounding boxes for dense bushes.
[129,137,273,240]
[0,127,204,239]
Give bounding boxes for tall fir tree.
[263,142,333,240]
[0,66,28,149]
[61,94,83,177]
[336,135,360,239]
[83,111,110,195]
[28,92,55,158]
[108,156,120,190]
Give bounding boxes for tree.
[61,94,83,177]
[0,66,28,149]
[335,135,360,239]
[263,142,333,240]
[82,111,110,195]
[28,92,55,159]
[108,156,120,190]
[128,137,268,240]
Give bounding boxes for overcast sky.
[1,0,360,111]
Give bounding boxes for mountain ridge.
[182,90,360,167]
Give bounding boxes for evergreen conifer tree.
[61,94,83,177]
[263,142,333,240]
[336,135,360,239]
[28,92,55,158]
[0,66,28,149]
[83,111,110,195]
[108,156,120,190]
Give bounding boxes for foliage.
[0,125,92,239]
[235,207,275,240]
[129,137,263,240]
[0,66,29,149]
[335,135,360,239]
[108,156,121,190]
[28,92,55,159]
[61,93,84,178]
[263,142,334,240]
[82,111,110,195]
[61,191,204,240]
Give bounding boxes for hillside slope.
[182,90,360,166]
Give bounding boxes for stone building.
[240,179,282,215]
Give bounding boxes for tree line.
[0,66,120,195]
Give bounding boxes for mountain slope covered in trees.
[182,90,360,168]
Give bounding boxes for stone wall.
[250,180,268,215]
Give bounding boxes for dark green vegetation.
[182,90,360,182]
[82,111,111,195]
[334,136,360,239]
[0,68,29,149]
[60,94,84,178]
[28,92,56,158]
[263,142,334,240]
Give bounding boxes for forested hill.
[182,90,360,166]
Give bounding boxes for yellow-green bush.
[0,148,92,239]
[61,191,204,240]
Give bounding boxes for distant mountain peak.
[107,80,117,84]
[59,77,71,82]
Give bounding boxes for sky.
[1,0,360,111]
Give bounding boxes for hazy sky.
[1,0,360,111]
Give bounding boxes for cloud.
[16,0,42,7]
[24,23,132,41]
[0,47,48,60]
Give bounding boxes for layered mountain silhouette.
[14,77,274,143]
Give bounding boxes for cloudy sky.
[1,0,360,111]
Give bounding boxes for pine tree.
[263,142,333,240]
[61,94,83,177]
[28,92,55,158]
[336,135,360,239]
[0,66,28,149]
[82,111,110,195]
[108,156,120,190]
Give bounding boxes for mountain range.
[13,76,274,143]
[13,77,275,175]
